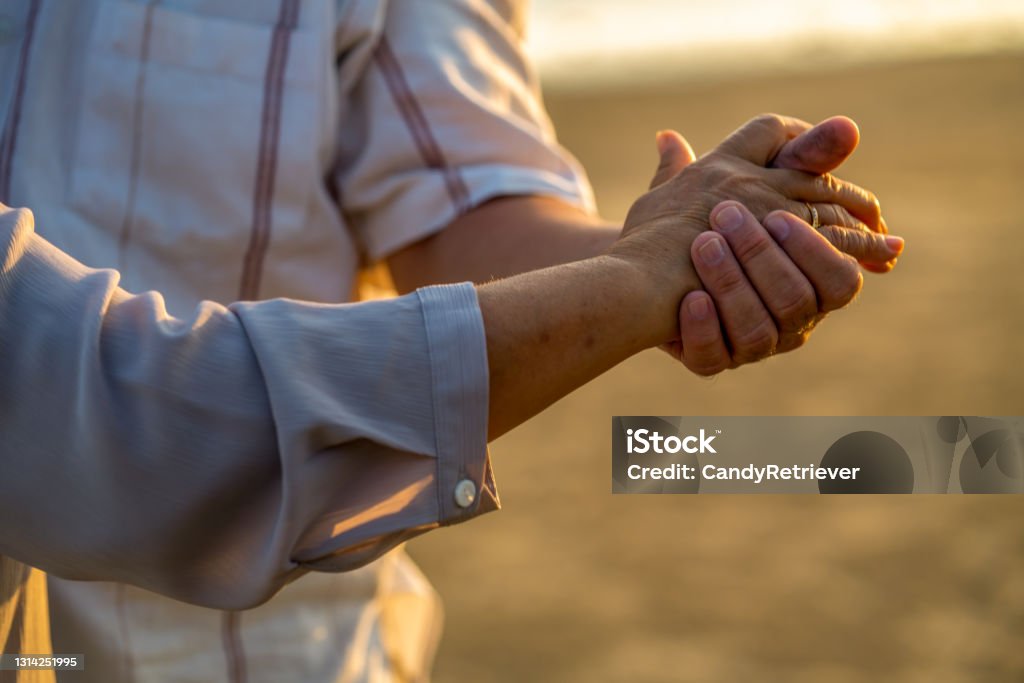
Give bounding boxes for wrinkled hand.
[668,201,863,374]
[608,114,904,375]
[769,115,898,274]
[653,116,904,375]
[648,114,902,269]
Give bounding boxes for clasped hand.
[609,114,904,376]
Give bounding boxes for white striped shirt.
[0,0,593,680]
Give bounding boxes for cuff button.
[453,479,477,508]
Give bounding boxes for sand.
[407,52,1024,682]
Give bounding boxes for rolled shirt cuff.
[289,283,499,574]
[417,283,499,525]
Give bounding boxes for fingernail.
[698,236,725,265]
[688,296,711,321]
[885,235,904,255]
[764,214,791,241]
[713,205,743,233]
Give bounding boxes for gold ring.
[805,202,820,230]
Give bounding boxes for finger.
[862,258,899,274]
[678,291,733,376]
[785,200,872,234]
[775,322,816,355]
[709,201,818,336]
[816,224,905,265]
[792,209,903,272]
[770,168,883,230]
[715,114,813,167]
[650,129,697,189]
[785,202,903,264]
[762,211,864,312]
[691,232,779,364]
[770,116,860,174]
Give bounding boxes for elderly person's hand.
[653,115,895,254]
[671,201,864,374]
[643,115,903,374]
[770,114,897,274]
[608,114,903,370]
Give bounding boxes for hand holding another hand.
[674,202,864,374]
[481,113,905,437]
[608,114,905,375]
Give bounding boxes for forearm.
[389,196,620,293]
[0,204,688,600]
[479,254,693,439]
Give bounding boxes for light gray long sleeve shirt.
[0,203,497,610]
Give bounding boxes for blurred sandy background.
[407,52,1024,682]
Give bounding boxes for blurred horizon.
[526,0,1024,89]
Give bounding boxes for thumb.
[770,115,860,174]
[649,129,697,189]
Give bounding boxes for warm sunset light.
[1,2,1021,681]
[528,0,1024,87]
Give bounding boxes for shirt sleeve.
[335,0,597,262]
[0,205,498,610]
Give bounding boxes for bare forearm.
[479,254,693,439]
[389,196,619,293]
[388,195,691,439]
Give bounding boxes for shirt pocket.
[68,0,324,294]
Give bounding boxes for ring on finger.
[804,202,821,230]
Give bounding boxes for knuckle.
[815,172,841,196]
[729,229,776,264]
[842,269,865,303]
[709,265,748,296]
[835,180,882,227]
[695,162,726,185]
[842,182,882,226]
[753,113,785,136]
[823,265,863,310]
[777,330,811,354]
[864,191,883,225]
[835,228,860,254]
[830,205,861,230]
[866,231,893,259]
[731,322,778,360]
[850,229,873,255]
[822,225,853,253]
[772,283,817,328]
[820,204,842,225]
